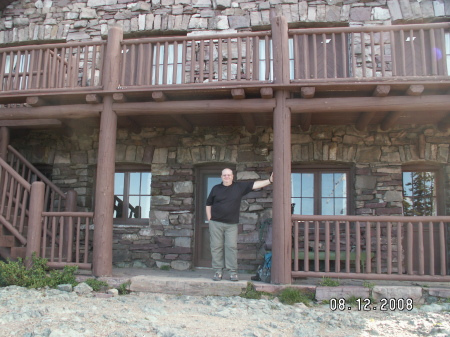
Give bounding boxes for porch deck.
[77,267,450,302]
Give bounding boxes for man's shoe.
[212,272,222,281]
[230,273,239,282]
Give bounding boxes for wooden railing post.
[0,127,9,160]
[25,181,45,266]
[92,26,122,277]
[271,15,292,284]
[62,190,77,262]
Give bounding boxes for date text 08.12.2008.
[329,298,413,311]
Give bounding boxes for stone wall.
[0,0,448,44]
[10,123,450,270]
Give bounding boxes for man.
[205,168,273,281]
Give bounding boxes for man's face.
[221,169,234,186]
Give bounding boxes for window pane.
[322,197,334,215]
[128,196,140,218]
[114,195,124,218]
[301,174,314,197]
[129,172,141,195]
[141,172,152,195]
[140,196,151,219]
[302,198,314,215]
[335,198,346,215]
[291,173,301,197]
[402,171,436,216]
[322,173,334,198]
[114,173,124,194]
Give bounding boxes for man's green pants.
[209,220,238,273]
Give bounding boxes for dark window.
[114,170,152,222]
[291,168,350,215]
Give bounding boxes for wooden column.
[271,16,292,284]
[0,126,9,160]
[92,26,122,277]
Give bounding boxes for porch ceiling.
[2,81,450,133]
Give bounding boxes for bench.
[293,251,375,273]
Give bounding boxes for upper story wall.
[0,0,448,44]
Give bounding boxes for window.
[291,168,349,215]
[402,170,437,216]
[152,43,183,85]
[114,171,152,222]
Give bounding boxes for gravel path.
[1,285,450,337]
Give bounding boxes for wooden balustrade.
[292,215,450,281]
[7,145,66,212]
[0,41,106,92]
[289,22,450,82]
[119,31,272,87]
[0,156,30,243]
[1,23,450,94]
[41,211,93,270]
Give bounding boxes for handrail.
[0,40,107,53]
[292,215,450,222]
[122,30,271,45]
[7,145,65,198]
[0,156,31,191]
[288,22,450,35]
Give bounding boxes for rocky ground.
[0,284,449,337]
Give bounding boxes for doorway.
[194,165,235,267]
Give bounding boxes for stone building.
[0,0,449,282]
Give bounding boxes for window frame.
[402,163,444,216]
[113,164,152,225]
[291,165,354,216]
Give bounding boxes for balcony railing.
[1,22,449,95]
[292,215,450,281]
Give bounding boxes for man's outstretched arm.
[252,172,273,190]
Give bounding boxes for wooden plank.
[260,87,273,99]
[114,99,275,115]
[0,119,62,128]
[287,95,450,113]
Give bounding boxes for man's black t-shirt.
[206,181,254,224]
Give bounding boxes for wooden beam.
[372,85,390,97]
[241,113,256,133]
[287,95,450,114]
[419,134,426,159]
[114,99,276,115]
[260,87,273,99]
[26,97,47,107]
[406,85,424,96]
[86,94,102,104]
[171,114,194,133]
[113,93,127,103]
[231,88,245,100]
[299,113,311,131]
[301,87,315,99]
[380,111,402,131]
[0,104,102,120]
[355,112,376,131]
[152,91,167,102]
[0,119,63,128]
[437,113,450,132]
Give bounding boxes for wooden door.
[194,166,226,267]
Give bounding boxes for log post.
[271,16,292,284]
[0,126,9,160]
[92,26,122,277]
[63,190,77,262]
[25,181,45,266]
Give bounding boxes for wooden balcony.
[1,22,450,131]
